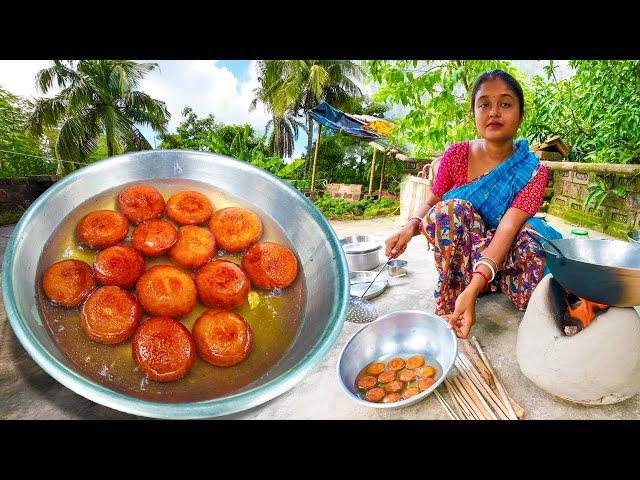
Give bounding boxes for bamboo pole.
[471,336,519,420]
[310,123,322,195]
[445,379,474,420]
[454,366,497,420]
[434,389,458,420]
[460,339,495,389]
[452,376,483,420]
[443,381,467,420]
[378,152,387,199]
[457,354,510,420]
[368,148,377,196]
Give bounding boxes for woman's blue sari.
[441,139,562,274]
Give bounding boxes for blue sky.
[0,60,570,161]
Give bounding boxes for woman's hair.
[470,69,525,119]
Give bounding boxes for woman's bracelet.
[479,255,499,272]
[474,260,496,283]
[407,216,423,235]
[471,271,489,291]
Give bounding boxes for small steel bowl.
[336,310,457,409]
[388,259,408,277]
[628,230,640,246]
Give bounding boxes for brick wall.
[546,167,640,239]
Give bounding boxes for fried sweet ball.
[192,310,253,367]
[80,286,141,344]
[135,265,197,318]
[42,259,96,307]
[132,317,196,382]
[166,191,213,225]
[208,207,263,252]
[76,210,129,249]
[168,225,216,270]
[241,242,298,290]
[93,245,145,289]
[117,184,165,224]
[131,219,178,257]
[194,259,250,309]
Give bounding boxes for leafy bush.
[312,195,398,219]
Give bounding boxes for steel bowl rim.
[542,239,640,273]
[335,309,458,410]
[2,149,350,419]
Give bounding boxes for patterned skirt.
[420,199,546,315]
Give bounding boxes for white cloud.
[0,60,61,98]
[137,60,270,138]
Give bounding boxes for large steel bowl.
[336,310,457,409]
[2,150,350,419]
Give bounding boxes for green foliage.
[583,176,627,211]
[252,60,364,173]
[312,195,397,219]
[522,60,640,164]
[27,60,170,170]
[0,88,55,177]
[366,60,523,157]
[0,205,27,226]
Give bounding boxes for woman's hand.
[385,221,417,259]
[442,286,479,339]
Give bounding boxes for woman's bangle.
[474,260,496,283]
[479,255,499,272]
[471,271,489,291]
[407,216,423,234]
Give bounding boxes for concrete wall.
[546,167,640,239]
[0,175,58,211]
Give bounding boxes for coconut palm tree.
[251,60,364,174]
[27,60,170,173]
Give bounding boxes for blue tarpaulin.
[309,102,383,141]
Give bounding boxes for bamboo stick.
[507,394,526,419]
[434,389,458,420]
[443,381,467,420]
[460,339,495,388]
[471,336,519,420]
[310,123,321,194]
[368,148,377,196]
[457,353,509,420]
[445,378,476,420]
[444,379,473,420]
[454,362,497,420]
[452,375,484,420]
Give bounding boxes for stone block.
[608,208,636,228]
[573,171,589,185]
[615,175,640,193]
[562,181,580,199]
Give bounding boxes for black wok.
[527,231,640,307]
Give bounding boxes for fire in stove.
[548,278,610,336]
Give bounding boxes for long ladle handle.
[361,257,392,299]
[525,230,566,265]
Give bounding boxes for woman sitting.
[385,69,561,339]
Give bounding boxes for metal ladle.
[346,257,393,324]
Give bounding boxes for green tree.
[521,60,640,164]
[251,60,364,174]
[0,87,55,177]
[158,107,270,156]
[26,60,170,173]
[366,60,525,157]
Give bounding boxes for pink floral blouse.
[431,141,547,217]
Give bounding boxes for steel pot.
[340,235,381,271]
